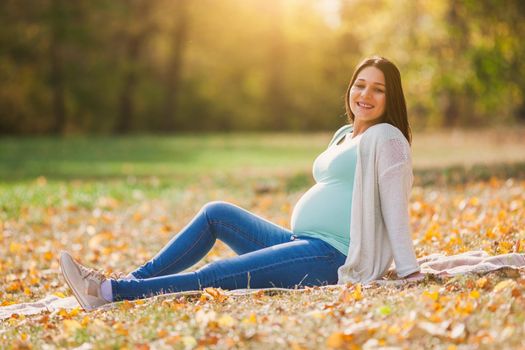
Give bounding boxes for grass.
[1,127,525,349]
[1,126,524,181]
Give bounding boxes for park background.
[1,0,525,134]
[1,1,525,349]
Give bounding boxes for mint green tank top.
[290,126,360,256]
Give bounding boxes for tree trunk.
[114,0,153,134]
[264,2,287,130]
[161,0,189,132]
[443,0,468,127]
[49,0,66,135]
[116,36,140,134]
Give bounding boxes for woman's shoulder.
[367,123,402,137]
[334,124,353,135]
[364,123,407,145]
[328,124,353,146]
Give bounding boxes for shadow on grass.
[413,161,525,186]
[283,161,525,192]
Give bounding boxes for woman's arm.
[377,138,421,278]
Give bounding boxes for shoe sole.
[59,252,92,311]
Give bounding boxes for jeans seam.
[205,253,337,286]
[151,226,211,278]
[209,219,275,250]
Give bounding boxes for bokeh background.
[2,0,525,135]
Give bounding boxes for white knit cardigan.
[332,123,421,284]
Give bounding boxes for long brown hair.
[344,56,412,145]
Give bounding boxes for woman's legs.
[130,201,296,279]
[112,237,346,301]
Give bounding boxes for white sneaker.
[59,251,110,311]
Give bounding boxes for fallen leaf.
[217,314,235,328]
[63,319,82,335]
[493,279,518,293]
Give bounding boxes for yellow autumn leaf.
[326,332,353,348]
[476,277,489,289]
[423,290,439,301]
[113,322,129,336]
[203,287,228,302]
[9,242,23,254]
[43,251,53,261]
[157,329,169,338]
[455,300,474,316]
[6,281,22,292]
[290,342,307,350]
[217,314,235,328]
[422,224,442,243]
[493,279,518,293]
[427,314,442,323]
[353,284,363,301]
[119,300,135,310]
[181,336,197,348]
[63,319,82,335]
[69,307,81,317]
[469,290,480,299]
[29,275,40,285]
[307,310,326,319]
[326,332,345,348]
[242,313,257,324]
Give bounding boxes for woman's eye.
[375,88,385,93]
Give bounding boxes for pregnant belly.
[290,183,352,235]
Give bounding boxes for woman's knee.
[201,201,238,222]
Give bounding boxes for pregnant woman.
[60,56,421,311]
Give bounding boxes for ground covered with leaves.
[0,174,523,349]
[1,130,525,349]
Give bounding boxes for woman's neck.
[351,120,382,138]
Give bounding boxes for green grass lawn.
[1,126,524,181]
[0,133,327,181]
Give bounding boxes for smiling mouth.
[357,102,374,109]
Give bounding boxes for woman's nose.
[361,87,372,98]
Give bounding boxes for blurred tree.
[463,0,525,124]
[114,0,156,134]
[0,0,524,134]
[161,0,189,132]
[0,0,50,134]
[261,1,289,130]
[48,0,66,134]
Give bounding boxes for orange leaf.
[326,332,353,348]
[475,277,489,289]
[113,322,129,336]
[157,329,169,338]
[6,281,22,292]
[41,251,53,262]
[203,287,228,302]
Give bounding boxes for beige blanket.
[2,251,524,320]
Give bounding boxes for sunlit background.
[1,0,524,134]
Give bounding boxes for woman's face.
[349,66,386,126]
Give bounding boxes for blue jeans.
[111,201,347,301]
